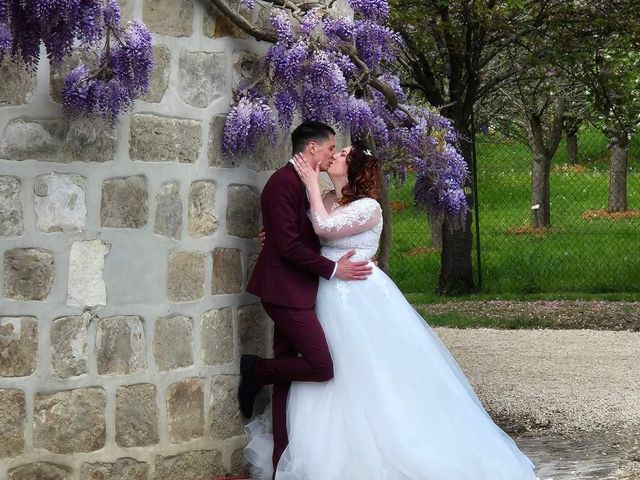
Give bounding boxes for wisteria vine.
[221,0,468,220]
[0,0,152,124]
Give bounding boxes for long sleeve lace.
[310,197,382,240]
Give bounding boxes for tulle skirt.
[245,266,537,480]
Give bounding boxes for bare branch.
[204,0,277,42]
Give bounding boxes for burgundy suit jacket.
[246,163,336,309]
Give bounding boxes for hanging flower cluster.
[0,0,152,124]
[222,0,468,220]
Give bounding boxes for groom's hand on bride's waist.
[258,225,266,247]
[336,250,373,281]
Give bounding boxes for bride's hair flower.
[363,149,372,156]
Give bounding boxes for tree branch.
[205,0,277,42]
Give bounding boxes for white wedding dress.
[245,196,537,480]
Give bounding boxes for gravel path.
[436,328,640,434]
[435,328,640,478]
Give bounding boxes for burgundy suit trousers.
[256,301,334,470]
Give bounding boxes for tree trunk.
[527,106,564,229]
[607,135,629,212]
[530,151,552,228]
[377,170,392,272]
[438,121,475,294]
[430,215,443,249]
[567,131,578,164]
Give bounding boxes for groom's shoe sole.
[238,354,260,418]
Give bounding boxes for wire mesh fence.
[388,126,640,294]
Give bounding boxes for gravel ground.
[436,328,640,434]
[435,327,640,477]
[423,301,640,330]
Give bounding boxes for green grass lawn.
[389,127,640,295]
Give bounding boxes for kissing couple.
[240,121,538,480]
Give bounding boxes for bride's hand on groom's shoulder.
[258,226,266,247]
[292,153,319,189]
[336,250,373,281]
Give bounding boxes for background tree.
[582,37,640,212]
[389,0,567,293]
[539,0,640,213]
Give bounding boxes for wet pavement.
[516,435,636,479]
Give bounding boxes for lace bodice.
[309,197,383,262]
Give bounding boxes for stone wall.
[0,1,277,478]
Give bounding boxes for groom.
[242,121,373,470]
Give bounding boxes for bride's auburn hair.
[338,143,382,206]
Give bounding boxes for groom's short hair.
[291,121,336,155]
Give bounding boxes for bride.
[245,143,537,480]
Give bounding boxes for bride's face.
[328,146,351,177]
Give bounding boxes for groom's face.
[310,135,336,172]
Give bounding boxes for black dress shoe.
[238,354,261,418]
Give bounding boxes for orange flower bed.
[407,246,440,256]
[581,209,640,220]
[390,201,409,212]
[505,225,550,236]
[554,164,588,174]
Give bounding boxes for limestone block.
[118,0,135,23]
[80,457,149,480]
[238,304,269,357]
[246,253,259,283]
[8,462,70,480]
[212,248,243,294]
[0,175,23,237]
[166,251,206,302]
[50,314,90,378]
[142,45,170,103]
[143,0,194,37]
[167,378,204,443]
[3,248,54,301]
[154,315,193,371]
[0,118,117,163]
[248,131,289,171]
[33,388,106,454]
[208,115,240,168]
[67,239,109,307]
[0,389,26,457]
[226,185,260,238]
[100,175,148,228]
[232,51,259,90]
[178,51,227,108]
[154,450,224,480]
[0,317,37,377]
[209,375,243,439]
[188,180,217,237]
[201,308,233,366]
[129,114,201,163]
[0,59,36,105]
[229,446,249,477]
[203,0,250,39]
[116,384,159,447]
[155,181,182,240]
[34,173,86,233]
[96,316,147,375]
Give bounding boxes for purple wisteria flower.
[300,8,323,34]
[349,0,390,20]
[63,19,151,124]
[271,10,294,43]
[221,0,467,220]
[223,93,277,154]
[2,0,152,123]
